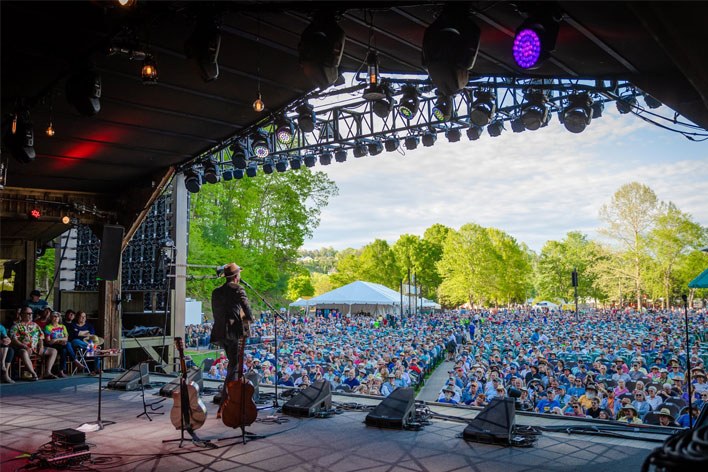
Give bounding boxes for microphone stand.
[240,279,285,408]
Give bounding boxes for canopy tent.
[420,298,442,310]
[688,268,708,289]
[533,301,559,309]
[289,280,408,315]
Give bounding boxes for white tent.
[289,280,404,315]
[533,300,559,309]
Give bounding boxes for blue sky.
[302,105,708,252]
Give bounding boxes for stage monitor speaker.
[365,387,416,429]
[97,225,124,281]
[159,366,203,398]
[107,363,149,391]
[463,398,515,445]
[282,380,332,417]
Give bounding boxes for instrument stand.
[162,426,215,449]
[136,362,165,421]
[218,427,265,445]
[78,355,117,431]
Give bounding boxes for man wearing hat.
[211,262,254,410]
[25,289,49,318]
[657,408,679,427]
[619,404,643,424]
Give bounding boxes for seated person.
[381,374,397,397]
[618,404,643,424]
[438,387,459,404]
[657,408,679,427]
[44,311,82,377]
[677,405,700,428]
[10,306,58,380]
[0,324,15,383]
[67,311,101,374]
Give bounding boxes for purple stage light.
[513,28,542,69]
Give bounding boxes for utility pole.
[572,268,579,322]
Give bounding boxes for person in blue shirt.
[535,389,561,414]
[381,375,397,397]
[342,368,360,389]
[438,388,459,404]
[567,378,586,397]
[0,324,15,383]
[25,289,49,318]
[677,405,700,428]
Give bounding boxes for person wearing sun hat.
[657,408,679,427]
[619,404,643,424]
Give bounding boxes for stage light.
[61,215,71,225]
[8,107,35,163]
[398,85,420,120]
[303,154,317,167]
[297,103,316,133]
[487,120,504,137]
[66,67,101,116]
[521,91,549,130]
[445,128,461,142]
[353,143,368,158]
[185,15,221,82]
[513,17,558,69]
[141,55,158,84]
[469,90,496,126]
[253,93,265,112]
[368,141,383,156]
[275,159,289,172]
[230,142,247,169]
[319,152,332,165]
[422,4,480,95]
[234,169,244,179]
[298,12,346,89]
[222,169,233,181]
[184,170,201,193]
[246,163,258,177]
[335,148,347,162]
[422,131,437,147]
[563,93,593,133]
[644,94,662,109]
[263,160,274,174]
[616,95,637,114]
[29,208,41,220]
[372,89,394,118]
[384,137,400,152]
[591,101,604,119]
[404,135,419,150]
[251,131,270,158]
[510,118,525,133]
[433,94,453,121]
[275,116,295,144]
[290,157,302,169]
[363,51,386,101]
[202,160,220,183]
[466,125,483,141]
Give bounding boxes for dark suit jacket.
[210,281,253,345]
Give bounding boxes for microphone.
[240,278,252,289]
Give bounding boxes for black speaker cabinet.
[282,380,332,417]
[365,387,416,429]
[463,398,516,445]
[159,366,203,398]
[97,225,124,281]
[107,363,149,391]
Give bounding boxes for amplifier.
[51,428,86,446]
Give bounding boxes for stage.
[0,374,666,472]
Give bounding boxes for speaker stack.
[97,225,124,281]
[365,387,416,429]
[282,380,332,417]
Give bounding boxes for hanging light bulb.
[11,114,17,135]
[363,51,385,101]
[253,93,265,112]
[45,122,55,137]
[141,55,158,84]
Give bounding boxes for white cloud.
[304,109,708,252]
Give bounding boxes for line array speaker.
[365,387,416,429]
[97,224,124,281]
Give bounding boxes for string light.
[45,122,55,137]
[253,93,264,112]
[11,114,17,135]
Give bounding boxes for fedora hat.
[220,263,242,278]
[658,408,673,417]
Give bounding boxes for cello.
[169,337,208,445]
[220,319,258,441]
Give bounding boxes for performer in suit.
[211,263,254,408]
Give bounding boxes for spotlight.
[253,93,265,112]
[521,91,549,130]
[184,169,201,193]
[263,160,274,174]
[422,131,437,147]
[372,88,394,118]
[466,125,483,141]
[203,160,219,183]
[404,135,419,150]
[616,95,637,114]
[61,215,71,225]
[7,107,35,163]
[29,208,41,220]
[275,116,295,144]
[487,120,504,137]
[298,12,346,89]
[297,103,316,133]
[445,128,461,142]
[275,159,289,172]
[512,17,559,69]
[398,85,420,120]
[303,154,317,167]
[251,131,270,158]
[363,51,386,101]
[141,55,158,84]
[246,163,258,177]
[335,148,347,162]
[510,118,526,133]
[290,157,302,170]
[319,152,332,165]
[384,137,400,152]
[563,93,593,133]
[66,67,101,116]
[234,169,245,179]
[644,94,662,109]
[422,4,480,95]
[368,141,383,156]
[222,169,233,181]
[469,91,496,126]
[230,142,247,169]
[591,101,604,119]
[353,142,368,158]
[185,15,221,82]
[433,94,453,121]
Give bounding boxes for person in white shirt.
[646,386,663,411]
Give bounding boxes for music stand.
[78,351,120,431]
[136,361,165,421]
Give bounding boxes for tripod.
[136,362,165,421]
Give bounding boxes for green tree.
[485,228,533,305]
[286,273,315,301]
[329,248,362,288]
[599,182,661,309]
[357,239,400,288]
[311,272,334,296]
